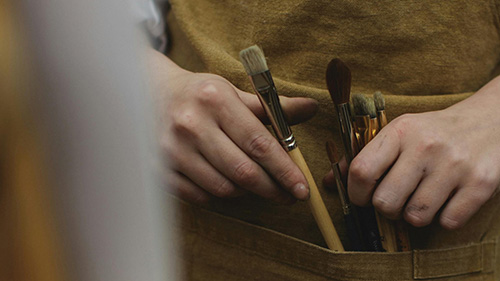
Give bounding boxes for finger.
[198,124,296,204]
[165,171,212,204]
[173,148,247,199]
[439,185,495,230]
[217,94,310,200]
[403,172,459,227]
[338,155,348,178]
[348,128,401,206]
[371,151,426,218]
[237,89,319,125]
[279,95,319,124]
[322,169,336,192]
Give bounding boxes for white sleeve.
[129,0,168,52]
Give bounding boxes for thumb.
[237,89,319,125]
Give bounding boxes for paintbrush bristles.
[366,98,377,119]
[326,140,340,164]
[373,91,385,111]
[352,93,368,116]
[326,59,352,105]
[352,94,377,118]
[239,45,269,75]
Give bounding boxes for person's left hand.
[324,76,500,229]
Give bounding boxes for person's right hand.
[147,50,319,205]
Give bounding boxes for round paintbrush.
[240,45,344,252]
[326,59,359,163]
[326,140,363,251]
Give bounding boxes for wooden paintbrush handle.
[375,211,398,252]
[395,220,412,251]
[288,147,344,252]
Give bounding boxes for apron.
[166,0,500,279]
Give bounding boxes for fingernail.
[293,183,310,200]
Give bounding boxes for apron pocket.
[171,195,498,281]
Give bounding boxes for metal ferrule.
[335,103,358,163]
[332,162,351,215]
[369,117,379,142]
[377,110,388,129]
[249,71,296,151]
[354,115,370,147]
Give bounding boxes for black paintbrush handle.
[357,206,384,252]
[344,212,363,251]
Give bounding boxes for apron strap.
[413,239,497,279]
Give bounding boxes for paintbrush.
[326,140,363,251]
[351,95,384,252]
[326,59,359,163]
[374,91,388,129]
[365,97,398,252]
[351,94,371,147]
[239,45,344,252]
[325,61,382,251]
[373,91,411,252]
[365,97,379,138]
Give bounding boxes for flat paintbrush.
[239,45,344,252]
[374,91,411,252]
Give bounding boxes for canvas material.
[165,1,500,279]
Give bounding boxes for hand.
[147,50,319,204]
[325,76,500,229]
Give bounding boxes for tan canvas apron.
[166,0,500,279]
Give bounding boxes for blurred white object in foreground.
[19,0,175,280]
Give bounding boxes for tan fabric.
[171,194,499,280]
[166,0,500,279]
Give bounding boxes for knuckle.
[170,178,210,205]
[414,135,443,156]
[349,157,374,186]
[233,161,259,185]
[186,190,210,204]
[440,215,463,230]
[211,179,235,198]
[469,168,498,195]
[446,147,467,167]
[192,79,231,107]
[405,204,432,227]
[390,114,413,139]
[348,191,368,207]
[247,135,275,160]
[160,141,183,167]
[372,192,402,219]
[159,135,173,155]
[276,167,298,188]
[172,109,201,138]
